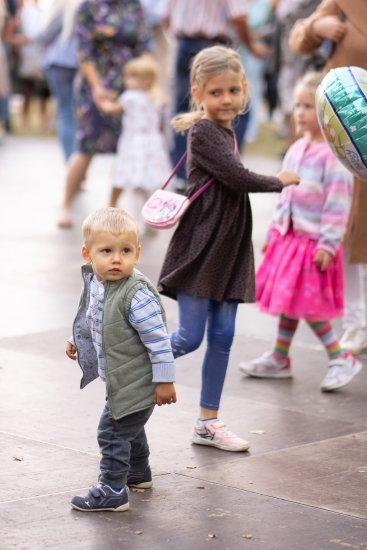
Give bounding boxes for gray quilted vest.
[73,265,167,420]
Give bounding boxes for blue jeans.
[170,291,238,410]
[0,96,9,124]
[97,401,154,488]
[173,37,249,182]
[46,66,76,161]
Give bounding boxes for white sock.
[197,417,217,426]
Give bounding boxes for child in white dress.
[100,56,170,232]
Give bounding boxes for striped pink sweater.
[266,138,353,255]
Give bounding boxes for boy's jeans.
[97,401,155,489]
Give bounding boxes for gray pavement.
[1,135,367,550]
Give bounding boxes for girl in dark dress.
[158,46,299,452]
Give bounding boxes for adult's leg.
[109,187,123,208]
[200,300,238,416]
[232,111,250,153]
[98,401,154,489]
[58,151,92,227]
[341,252,367,354]
[46,66,76,161]
[343,260,366,330]
[170,290,210,357]
[171,39,194,184]
[172,38,217,186]
[132,188,150,230]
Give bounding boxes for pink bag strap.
[161,133,238,203]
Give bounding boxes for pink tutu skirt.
[256,229,344,321]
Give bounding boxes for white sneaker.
[320,352,362,392]
[239,352,292,378]
[191,419,250,452]
[340,327,367,355]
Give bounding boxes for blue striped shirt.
[85,276,175,384]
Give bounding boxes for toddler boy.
[66,207,176,512]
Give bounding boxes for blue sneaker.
[127,465,153,489]
[71,484,129,512]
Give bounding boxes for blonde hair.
[124,56,158,84]
[123,56,168,104]
[82,208,139,249]
[172,46,249,133]
[294,71,324,98]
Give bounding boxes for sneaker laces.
[215,422,237,438]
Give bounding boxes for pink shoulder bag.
[142,138,237,230]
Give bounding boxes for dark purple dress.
[158,120,283,303]
[74,0,151,155]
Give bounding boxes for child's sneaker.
[71,484,129,512]
[127,465,153,489]
[320,352,362,392]
[191,419,250,452]
[239,352,292,378]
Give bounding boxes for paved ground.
[1,135,367,550]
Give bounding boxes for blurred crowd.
[1,0,367,355]
[0,1,336,152]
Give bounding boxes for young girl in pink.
[240,72,362,392]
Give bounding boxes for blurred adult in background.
[164,0,269,192]
[290,0,367,354]
[39,0,80,161]
[58,0,151,228]
[11,0,50,133]
[239,0,274,143]
[0,0,16,140]
[140,0,170,90]
[276,0,322,147]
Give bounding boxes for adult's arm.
[189,120,283,194]
[289,0,341,55]
[134,1,152,55]
[75,3,109,107]
[2,0,16,43]
[38,13,62,47]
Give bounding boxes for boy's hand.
[261,242,269,254]
[277,170,300,187]
[66,341,77,360]
[154,383,177,406]
[313,16,347,42]
[313,249,332,271]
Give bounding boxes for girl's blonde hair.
[294,71,324,97]
[172,46,249,133]
[124,56,159,84]
[124,56,168,104]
